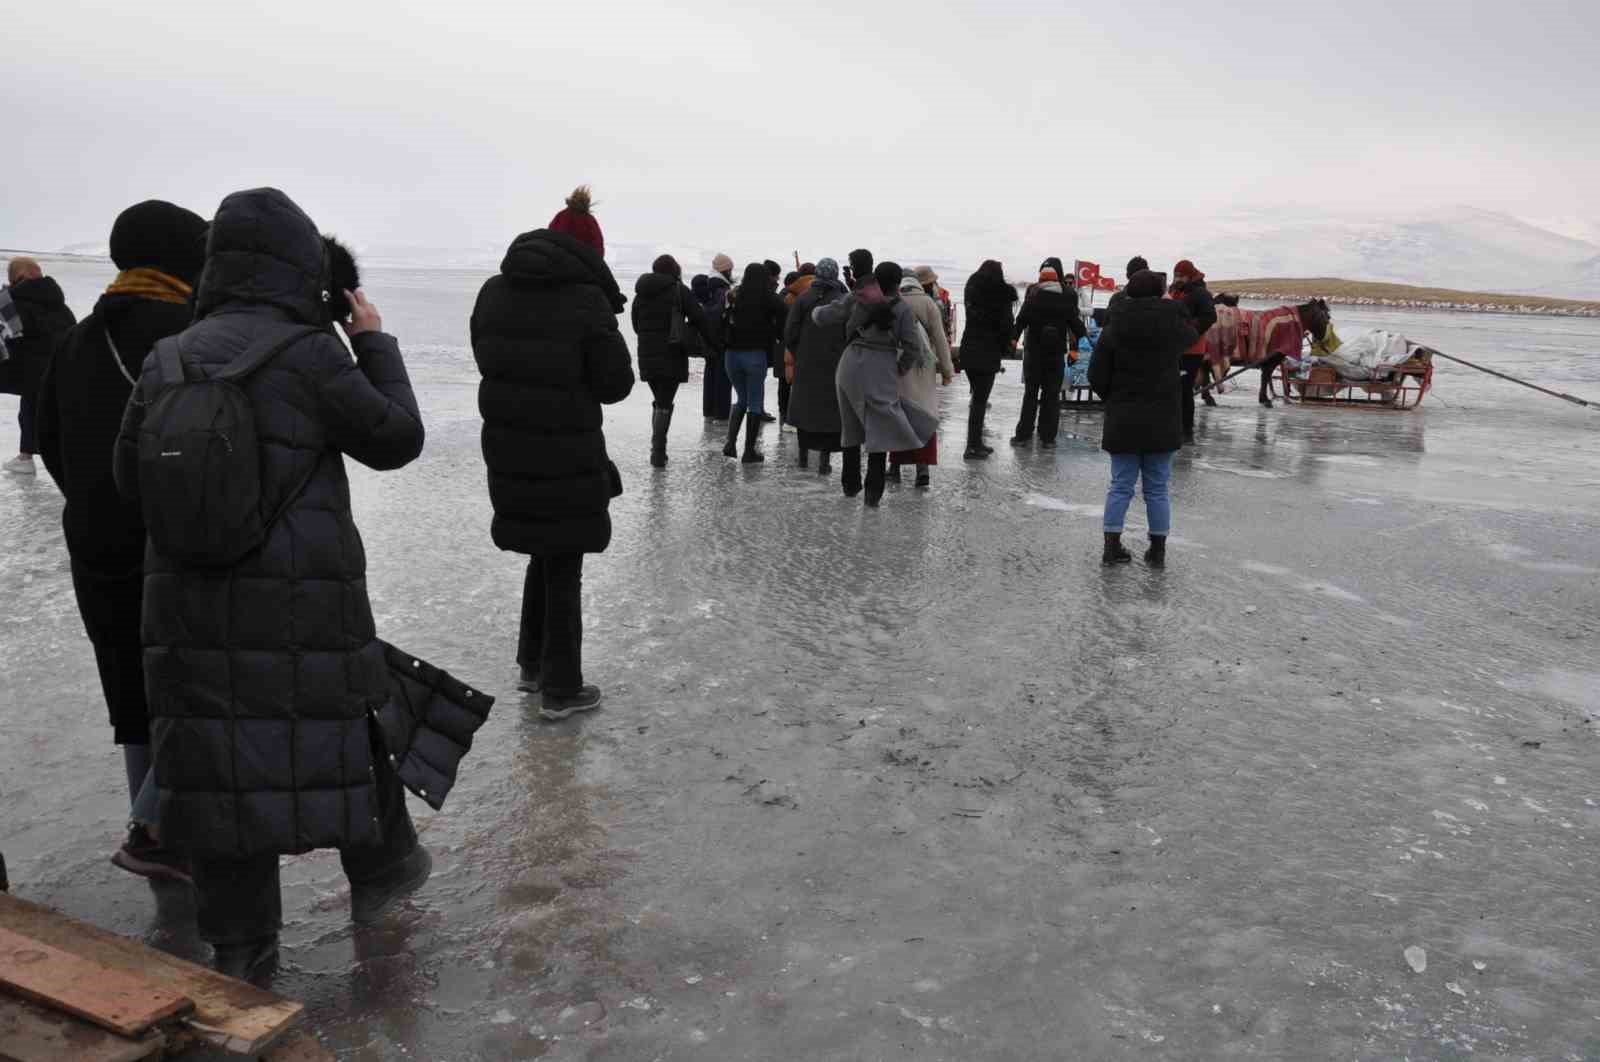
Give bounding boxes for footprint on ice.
[1404,946,1427,973]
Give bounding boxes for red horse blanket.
[1203,305,1305,373]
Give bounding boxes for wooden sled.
[1280,351,1434,410]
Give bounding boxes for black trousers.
[702,358,732,419]
[1180,354,1205,435]
[965,370,997,449]
[648,380,679,408]
[777,377,792,421]
[191,725,418,946]
[1016,361,1063,443]
[517,553,584,695]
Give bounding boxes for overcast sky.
[8,0,1599,263]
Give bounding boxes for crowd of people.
[0,183,1219,982]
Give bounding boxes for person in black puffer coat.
[1089,269,1197,568]
[1010,266,1086,449]
[959,260,1017,459]
[471,218,635,721]
[632,254,712,468]
[36,200,208,885]
[721,261,786,464]
[3,257,77,475]
[112,187,428,980]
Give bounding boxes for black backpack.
[136,325,322,567]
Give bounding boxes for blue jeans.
[725,350,767,417]
[1103,451,1175,536]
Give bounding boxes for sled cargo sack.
[134,326,324,566]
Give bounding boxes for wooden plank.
[0,896,301,1055]
[0,994,165,1062]
[0,928,191,1038]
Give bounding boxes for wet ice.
[1,261,1598,1059]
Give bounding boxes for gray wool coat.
[812,291,939,454]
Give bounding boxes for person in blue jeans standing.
[1088,269,1198,568]
[721,261,788,464]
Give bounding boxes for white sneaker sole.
[539,696,602,722]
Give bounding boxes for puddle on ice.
[1507,669,1600,711]
[1022,493,1102,518]
[1300,581,1367,604]
[1193,461,1284,479]
[1316,455,1384,467]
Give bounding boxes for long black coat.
[959,264,1017,373]
[3,277,76,399]
[37,293,193,744]
[1013,286,1086,377]
[783,276,849,434]
[1089,297,1197,455]
[632,271,711,383]
[113,188,425,859]
[471,230,635,556]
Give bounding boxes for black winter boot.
[1102,532,1133,565]
[723,405,745,457]
[887,462,903,483]
[818,451,832,476]
[841,447,862,496]
[741,413,765,463]
[798,447,809,469]
[1144,535,1167,568]
[864,453,887,507]
[649,405,672,468]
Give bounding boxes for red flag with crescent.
[1095,274,1117,292]
[1074,260,1101,288]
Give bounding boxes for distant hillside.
[1212,278,1600,317]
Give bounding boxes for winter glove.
[896,347,918,376]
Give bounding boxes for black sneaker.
[540,685,603,721]
[980,445,995,455]
[111,824,192,885]
[914,471,930,489]
[1009,436,1030,447]
[351,845,434,925]
[963,447,988,461]
[212,937,279,983]
[516,666,541,694]
[1039,440,1057,450]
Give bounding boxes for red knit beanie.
[1173,259,1202,282]
[549,185,604,256]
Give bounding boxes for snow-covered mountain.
[873,206,1600,299]
[36,206,1600,299]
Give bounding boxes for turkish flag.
[1095,274,1117,292]
[1074,260,1101,287]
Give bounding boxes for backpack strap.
[215,326,325,383]
[155,336,186,391]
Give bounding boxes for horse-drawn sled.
[1202,299,1435,411]
[1054,295,1438,412]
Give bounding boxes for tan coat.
[897,283,955,414]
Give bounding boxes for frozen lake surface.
[3,261,1598,1059]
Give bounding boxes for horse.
[1199,297,1331,408]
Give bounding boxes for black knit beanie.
[109,200,209,285]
